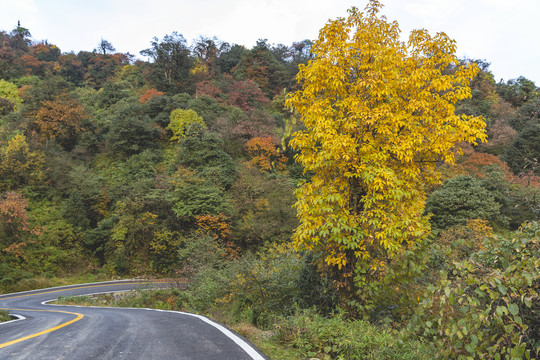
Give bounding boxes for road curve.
[0,280,268,359]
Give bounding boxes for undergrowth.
[0,310,11,322]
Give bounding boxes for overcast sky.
[1,0,539,85]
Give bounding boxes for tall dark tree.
[9,22,32,51]
[217,43,246,74]
[192,36,220,78]
[140,32,194,94]
[456,60,498,121]
[96,38,116,55]
[177,123,236,190]
[425,176,501,229]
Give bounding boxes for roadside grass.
[230,323,302,360]
[56,295,94,306]
[0,310,11,322]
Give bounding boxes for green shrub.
[0,262,34,292]
[177,233,227,276]
[425,175,501,229]
[224,245,305,327]
[293,253,338,314]
[187,264,234,313]
[175,233,231,312]
[274,308,431,360]
[351,237,432,322]
[183,243,338,327]
[408,221,540,359]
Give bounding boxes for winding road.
[0,280,268,359]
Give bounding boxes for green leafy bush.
[104,101,163,157]
[274,308,431,360]
[0,262,33,292]
[182,242,338,328]
[223,245,305,327]
[168,169,232,220]
[408,221,540,359]
[230,162,297,248]
[425,175,502,229]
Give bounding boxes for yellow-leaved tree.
[286,1,487,304]
[167,108,207,141]
[0,79,23,115]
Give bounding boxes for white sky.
[0,0,539,85]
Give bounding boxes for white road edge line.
[43,292,266,360]
[0,314,26,326]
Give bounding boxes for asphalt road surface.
[0,280,268,359]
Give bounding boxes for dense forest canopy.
[0,25,316,299]
[1,3,539,357]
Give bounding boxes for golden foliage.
[245,136,287,172]
[286,1,487,270]
[0,79,23,112]
[0,134,44,191]
[34,97,86,141]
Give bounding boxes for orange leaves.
[0,192,30,230]
[34,97,86,141]
[20,54,44,74]
[195,213,238,259]
[195,213,232,242]
[139,88,164,104]
[245,136,287,172]
[460,152,513,180]
[196,75,270,111]
[0,192,42,248]
[3,241,33,258]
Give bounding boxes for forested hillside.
[1,4,538,358]
[0,25,307,279]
